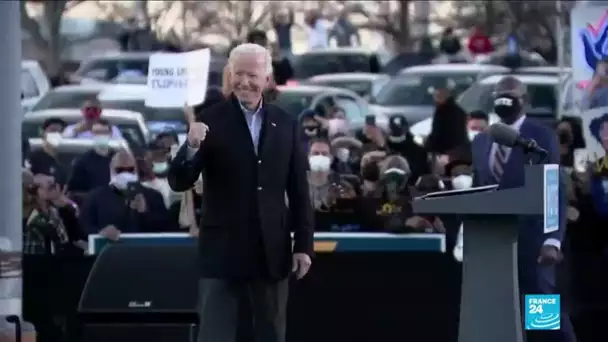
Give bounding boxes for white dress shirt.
[487,115,561,251]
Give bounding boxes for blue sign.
[525,294,560,330]
[543,165,560,234]
[87,232,446,255]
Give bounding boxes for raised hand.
[184,103,209,149]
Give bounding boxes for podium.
[413,164,560,342]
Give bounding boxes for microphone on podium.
[488,123,548,157]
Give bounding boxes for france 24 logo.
[525,294,561,330]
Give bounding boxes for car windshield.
[372,73,476,106]
[32,91,101,111]
[313,80,372,97]
[293,53,376,79]
[458,83,558,114]
[21,69,39,98]
[77,58,149,81]
[29,146,125,169]
[100,99,186,130]
[22,121,146,149]
[272,91,316,116]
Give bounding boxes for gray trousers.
[197,278,289,342]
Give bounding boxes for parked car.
[21,60,51,112]
[27,137,130,168]
[369,64,510,124]
[31,84,107,112]
[273,85,375,130]
[516,66,572,76]
[305,73,390,100]
[289,47,383,82]
[22,108,149,151]
[72,52,225,87]
[71,52,152,83]
[97,84,186,139]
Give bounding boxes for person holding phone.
[356,114,386,150]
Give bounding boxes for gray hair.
[228,43,273,76]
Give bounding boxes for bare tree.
[20,1,84,75]
[353,0,412,52]
[212,1,272,43]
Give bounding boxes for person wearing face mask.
[66,120,116,200]
[385,114,430,184]
[471,76,575,342]
[358,150,386,196]
[62,100,123,139]
[80,151,170,239]
[299,109,328,152]
[28,117,69,185]
[357,155,424,233]
[330,136,362,175]
[139,141,174,207]
[155,131,179,151]
[307,139,336,210]
[307,139,358,231]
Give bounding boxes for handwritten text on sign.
[149,67,188,89]
[145,48,210,108]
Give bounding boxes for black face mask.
[493,95,522,124]
[361,163,380,182]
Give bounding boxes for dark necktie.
[491,145,509,182]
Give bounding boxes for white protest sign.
[145,48,210,108]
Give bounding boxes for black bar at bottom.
[459,217,523,342]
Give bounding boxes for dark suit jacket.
[168,96,314,279]
[472,117,566,290]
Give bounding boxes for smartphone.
[365,115,376,126]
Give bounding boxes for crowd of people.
[11,12,606,342]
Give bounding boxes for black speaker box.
[83,323,197,342]
[79,244,199,315]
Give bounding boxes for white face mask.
[45,132,62,147]
[327,119,348,136]
[309,155,331,172]
[388,135,407,143]
[93,135,111,149]
[336,148,350,162]
[111,172,139,190]
[452,174,473,190]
